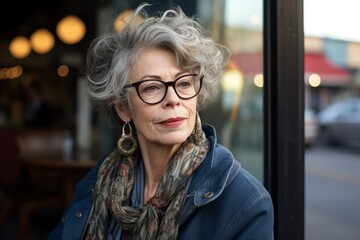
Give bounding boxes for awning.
[230,52,351,86]
[304,53,351,85]
[230,53,263,77]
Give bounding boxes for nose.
[162,85,180,107]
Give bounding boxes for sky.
[304,0,359,42]
[225,0,360,43]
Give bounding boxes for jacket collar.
[180,124,241,223]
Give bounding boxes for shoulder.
[227,167,273,216]
[209,145,272,213]
[202,124,270,199]
[211,142,272,215]
[182,155,274,239]
[194,124,273,238]
[232,166,270,198]
[198,151,274,239]
[221,167,274,238]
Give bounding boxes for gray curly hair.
[86,3,230,123]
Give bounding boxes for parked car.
[305,107,319,147]
[317,97,360,145]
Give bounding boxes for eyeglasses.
[123,73,203,105]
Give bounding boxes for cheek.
[128,94,149,119]
[132,110,151,123]
[129,104,154,130]
[184,100,198,127]
[185,98,198,115]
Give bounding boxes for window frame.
[264,0,305,239]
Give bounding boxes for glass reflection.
[198,0,264,182]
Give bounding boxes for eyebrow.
[138,71,191,81]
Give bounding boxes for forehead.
[130,47,181,79]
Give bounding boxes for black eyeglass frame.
[123,73,204,105]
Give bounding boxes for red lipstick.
[159,117,185,127]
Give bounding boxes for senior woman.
[49,3,274,240]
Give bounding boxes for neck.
[138,138,181,202]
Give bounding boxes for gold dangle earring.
[194,113,202,145]
[117,122,138,156]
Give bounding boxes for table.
[19,151,98,205]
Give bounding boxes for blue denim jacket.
[48,124,274,239]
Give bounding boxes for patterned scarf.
[85,123,209,240]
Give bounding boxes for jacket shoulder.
[222,168,274,238]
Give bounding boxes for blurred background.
[0,0,359,239]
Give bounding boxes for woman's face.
[118,47,197,147]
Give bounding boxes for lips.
[158,117,186,127]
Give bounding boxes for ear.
[114,102,131,122]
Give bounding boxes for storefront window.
[197,0,264,182]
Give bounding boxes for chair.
[0,128,68,240]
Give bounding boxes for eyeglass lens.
[137,74,201,104]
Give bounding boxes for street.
[305,142,360,240]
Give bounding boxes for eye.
[177,77,194,89]
[139,81,163,94]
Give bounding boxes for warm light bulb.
[253,74,264,88]
[56,15,86,44]
[308,73,321,87]
[58,65,69,77]
[30,28,55,54]
[221,69,244,94]
[9,36,31,59]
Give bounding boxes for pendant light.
[56,15,86,45]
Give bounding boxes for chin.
[163,132,190,145]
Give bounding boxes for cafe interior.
[0,0,145,238]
